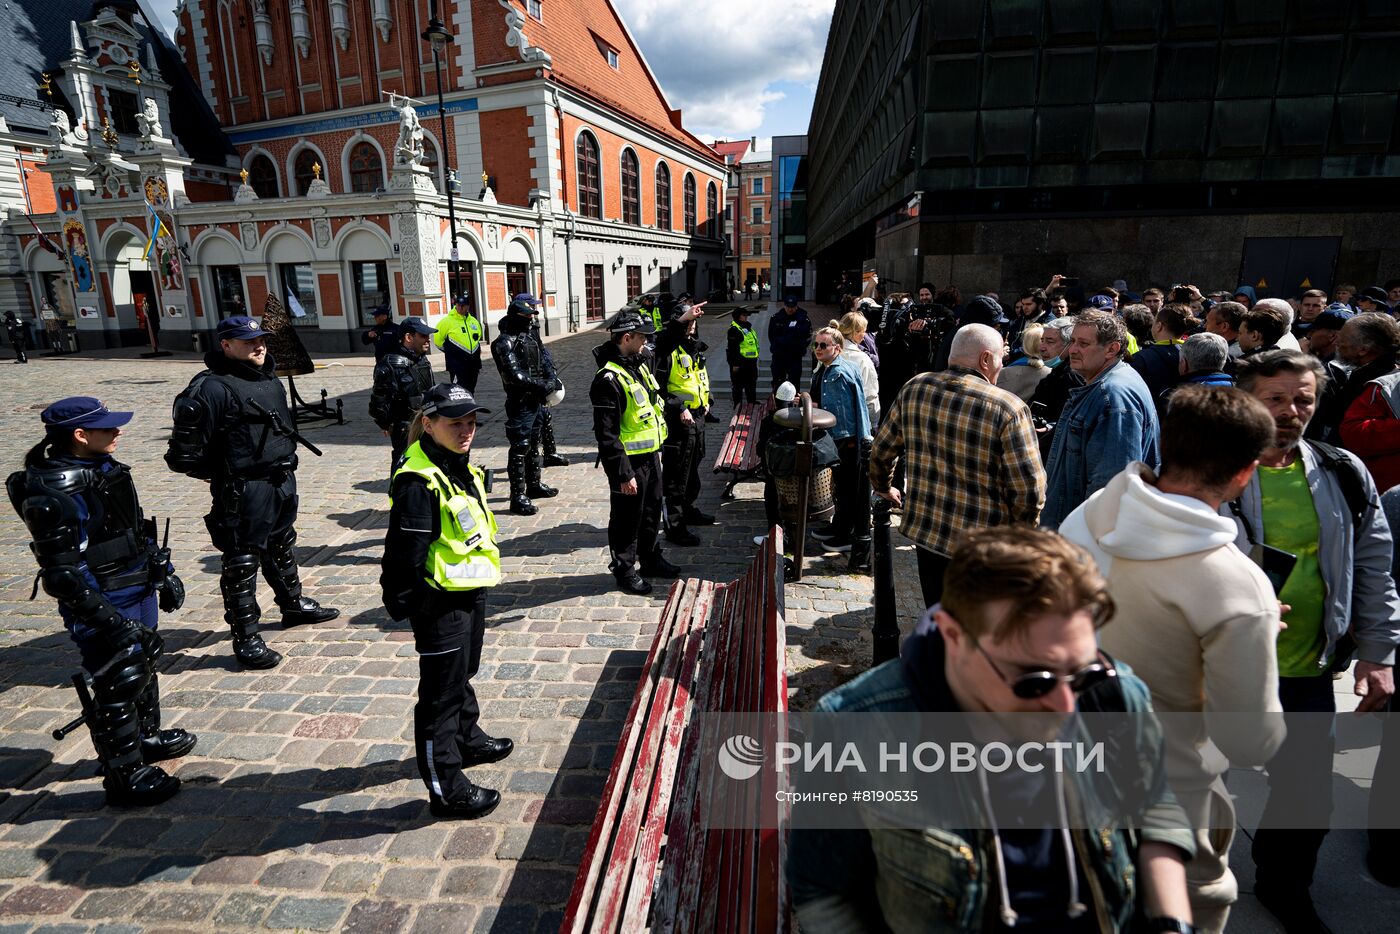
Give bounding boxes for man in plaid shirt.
[869,323,1046,609]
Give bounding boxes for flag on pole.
[143,200,170,261]
[23,214,65,260]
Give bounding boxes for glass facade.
[808,0,1400,254]
[772,139,810,299]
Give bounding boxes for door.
[1239,237,1340,301]
[584,264,605,321]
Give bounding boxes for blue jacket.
[1042,361,1159,529]
[768,307,812,360]
[813,357,871,442]
[787,618,1193,933]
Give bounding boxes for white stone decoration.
[69,21,86,62]
[396,209,439,298]
[136,99,164,143]
[49,109,78,146]
[234,179,259,204]
[330,0,352,51]
[240,222,258,251]
[373,0,393,42]
[306,177,331,199]
[253,1,273,66]
[487,225,500,249]
[291,0,312,58]
[499,0,552,67]
[389,92,425,167]
[314,218,331,248]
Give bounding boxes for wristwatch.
[1144,918,1196,934]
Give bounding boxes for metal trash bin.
[776,467,835,525]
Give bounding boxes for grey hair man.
[1253,298,1301,351]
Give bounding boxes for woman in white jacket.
[834,312,880,424]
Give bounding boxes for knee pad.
[93,655,152,705]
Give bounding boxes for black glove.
[159,574,185,613]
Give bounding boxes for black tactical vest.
[8,459,150,583]
[203,362,298,476]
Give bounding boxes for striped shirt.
[869,366,1046,556]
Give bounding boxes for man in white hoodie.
[1060,385,1285,934]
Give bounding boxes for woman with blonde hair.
[834,313,880,423]
[997,323,1052,402]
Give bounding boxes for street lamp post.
[422,4,464,316]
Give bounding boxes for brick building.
[3,0,726,351]
[713,137,772,296]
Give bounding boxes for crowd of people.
[11,269,1400,930]
[783,274,1400,934]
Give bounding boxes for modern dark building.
[771,134,812,301]
[807,0,1400,302]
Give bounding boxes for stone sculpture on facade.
[389,93,425,167]
[500,0,553,66]
[136,99,164,144]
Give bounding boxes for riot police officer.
[433,295,484,392]
[381,383,510,820]
[165,316,339,670]
[655,296,715,546]
[491,293,560,515]
[360,306,399,362]
[591,311,680,595]
[4,310,28,364]
[9,398,194,805]
[370,316,437,472]
[530,315,569,468]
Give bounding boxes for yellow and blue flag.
[143,200,170,261]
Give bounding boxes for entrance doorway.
[1239,237,1340,301]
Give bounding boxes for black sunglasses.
[975,643,1116,700]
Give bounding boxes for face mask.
[1045,356,1061,368]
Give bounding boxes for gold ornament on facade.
[100,118,118,149]
[128,61,142,88]
[39,72,53,100]
[240,167,249,185]
[312,162,322,180]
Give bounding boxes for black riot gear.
[9,444,191,807]
[369,345,435,471]
[167,350,339,668]
[492,310,560,515]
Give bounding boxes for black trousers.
[662,415,705,517]
[504,394,543,452]
[608,453,663,573]
[206,472,298,553]
[732,361,759,405]
[830,439,871,543]
[449,355,482,395]
[771,354,805,393]
[412,589,488,804]
[389,426,409,475]
[916,547,950,611]
[1252,674,1337,890]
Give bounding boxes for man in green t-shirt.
[1233,350,1400,932]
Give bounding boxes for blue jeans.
[1252,674,1336,889]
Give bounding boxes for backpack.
[1306,440,1375,525]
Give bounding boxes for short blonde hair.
[835,312,868,343]
[1021,323,1045,365]
[814,325,843,348]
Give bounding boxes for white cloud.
[613,0,833,138]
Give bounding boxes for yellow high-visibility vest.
[391,443,501,589]
[602,361,667,454]
[667,347,711,411]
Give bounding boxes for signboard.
[78,306,99,319]
[784,268,803,287]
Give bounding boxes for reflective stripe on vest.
[602,361,666,454]
[732,321,759,358]
[391,443,501,590]
[437,313,482,353]
[667,347,711,410]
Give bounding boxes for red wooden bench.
[562,532,790,933]
[712,400,774,498]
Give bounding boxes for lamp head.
[421,18,454,52]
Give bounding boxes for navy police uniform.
[369,316,437,472]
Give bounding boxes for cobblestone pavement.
[0,324,918,933]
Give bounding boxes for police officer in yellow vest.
[655,296,716,546]
[727,305,761,405]
[591,311,681,595]
[433,295,484,393]
[381,383,510,820]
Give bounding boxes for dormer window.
[109,89,139,135]
[527,0,543,20]
[606,48,619,69]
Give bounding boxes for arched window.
[705,181,718,239]
[348,141,384,193]
[576,131,601,218]
[655,162,672,229]
[422,141,441,193]
[620,149,640,225]
[248,154,279,198]
[293,149,322,196]
[683,173,697,235]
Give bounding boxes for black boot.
[430,784,502,820]
[526,450,558,499]
[847,538,872,575]
[610,556,653,595]
[460,736,514,767]
[136,677,197,764]
[221,552,282,669]
[508,451,537,516]
[540,411,570,467]
[639,552,681,578]
[682,506,716,526]
[90,679,180,807]
[262,528,341,627]
[665,522,701,547]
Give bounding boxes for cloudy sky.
[146,1,832,143]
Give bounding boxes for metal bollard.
[871,497,900,665]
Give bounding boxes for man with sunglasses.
[1060,386,1285,933]
[788,528,1195,933]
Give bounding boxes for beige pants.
[1181,780,1238,934]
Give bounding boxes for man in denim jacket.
[788,528,1195,933]
[1041,311,1159,529]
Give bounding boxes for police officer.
[592,311,680,595]
[165,316,339,670]
[655,296,715,546]
[529,314,569,469]
[727,305,761,405]
[381,383,510,820]
[640,293,664,335]
[4,310,29,363]
[433,295,484,392]
[9,398,194,805]
[361,306,400,362]
[492,293,560,515]
[370,316,437,473]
